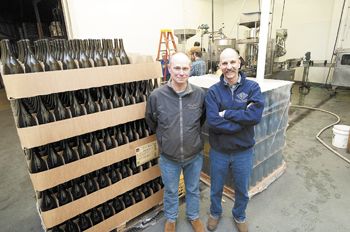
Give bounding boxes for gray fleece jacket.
[145,81,206,163]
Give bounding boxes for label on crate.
[135,141,158,166]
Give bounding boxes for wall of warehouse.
[63,0,224,57]
[64,0,350,84]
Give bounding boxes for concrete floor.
[0,84,349,232]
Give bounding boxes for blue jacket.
[205,72,264,154]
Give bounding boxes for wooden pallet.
[200,161,287,201]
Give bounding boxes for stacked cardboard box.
[2,62,164,231]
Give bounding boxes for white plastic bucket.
[332,125,350,149]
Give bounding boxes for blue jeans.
[159,154,203,222]
[209,148,253,222]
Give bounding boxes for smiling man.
[205,48,264,232]
[145,52,206,232]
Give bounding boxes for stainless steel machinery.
[332,48,350,87]
[210,38,236,62]
[236,12,261,77]
[173,29,197,53]
[198,24,236,73]
[197,11,299,79]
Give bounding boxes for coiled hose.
[290,105,350,164]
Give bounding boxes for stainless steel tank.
[332,48,350,87]
[210,38,236,62]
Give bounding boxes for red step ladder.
[156,29,177,81]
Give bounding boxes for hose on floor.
[290,105,350,164]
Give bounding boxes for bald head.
[168,52,191,88]
[220,48,240,63]
[170,52,191,66]
[219,48,241,85]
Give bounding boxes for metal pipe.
[324,0,347,85]
[212,0,214,43]
[331,0,346,57]
[266,0,276,76]
[209,0,214,73]
[269,0,275,40]
[280,0,286,28]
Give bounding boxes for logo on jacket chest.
[235,92,248,103]
[187,103,200,110]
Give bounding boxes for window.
[340,54,350,65]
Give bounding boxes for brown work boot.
[190,218,205,232]
[234,220,248,232]
[164,220,175,232]
[207,214,220,231]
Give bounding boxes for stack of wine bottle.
[28,118,153,173]
[39,156,160,212]
[46,177,164,232]
[0,38,130,75]
[1,37,164,231]
[0,37,158,129]
[16,79,158,128]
